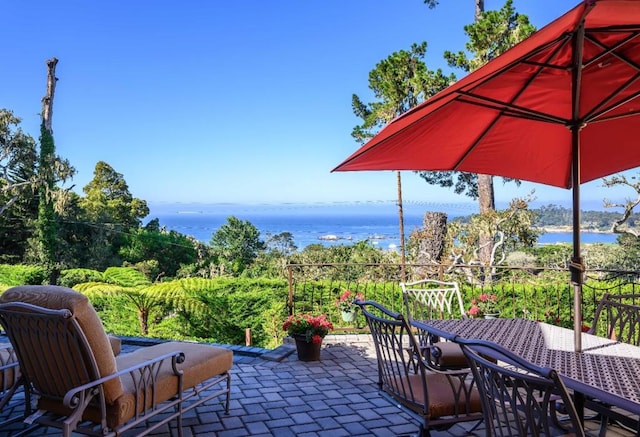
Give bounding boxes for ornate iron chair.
[0,331,121,429]
[355,299,483,436]
[0,285,233,437]
[401,279,468,370]
[586,293,640,434]
[455,336,585,437]
[588,293,640,345]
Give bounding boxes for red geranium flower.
[283,313,333,343]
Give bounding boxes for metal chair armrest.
[63,350,184,408]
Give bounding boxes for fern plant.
[75,268,209,336]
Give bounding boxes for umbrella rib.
[583,31,640,70]
[457,93,567,124]
[581,31,640,123]
[520,60,569,71]
[454,33,572,126]
[461,33,571,95]
[591,98,640,124]
[584,73,640,123]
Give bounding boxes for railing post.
[287,265,294,316]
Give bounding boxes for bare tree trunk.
[42,58,58,134]
[413,211,448,278]
[478,174,495,213]
[475,0,484,20]
[474,2,493,219]
[40,57,59,284]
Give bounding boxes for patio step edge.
[261,344,296,361]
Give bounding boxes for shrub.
[59,268,104,288]
[0,264,47,286]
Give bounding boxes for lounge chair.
[0,285,233,437]
[0,326,122,428]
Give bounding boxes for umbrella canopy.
[333,0,640,351]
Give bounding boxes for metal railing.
[285,263,640,332]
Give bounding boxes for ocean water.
[147,203,618,250]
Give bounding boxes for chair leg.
[225,373,231,414]
[420,424,431,437]
[8,423,43,436]
[176,402,184,437]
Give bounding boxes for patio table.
[413,318,640,421]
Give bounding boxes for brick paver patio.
[1,334,636,436]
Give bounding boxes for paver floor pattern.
[0,334,636,436]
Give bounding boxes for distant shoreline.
[538,226,612,234]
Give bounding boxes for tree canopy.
[210,216,266,276]
[352,42,453,144]
[81,161,149,229]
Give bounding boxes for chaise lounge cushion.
[0,344,19,395]
[0,285,124,403]
[37,341,233,428]
[110,342,233,426]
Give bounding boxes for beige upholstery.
[0,285,233,436]
[0,344,18,392]
[429,341,468,369]
[395,373,482,418]
[37,340,233,428]
[0,343,23,427]
[0,343,19,405]
[0,285,123,402]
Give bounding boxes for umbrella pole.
[571,127,583,353]
[570,17,586,354]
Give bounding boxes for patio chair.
[355,299,483,436]
[586,293,640,434]
[0,329,122,429]
[588,293,640,345]
[401,279,468,370]
[0,285,233,437]
[454,336,585,437]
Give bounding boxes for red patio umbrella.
[333,0,640,351]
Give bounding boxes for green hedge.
[0,264,47,287]
[58,268,105,288]
[83,277,289,349]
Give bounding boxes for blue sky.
[2,0,633,212]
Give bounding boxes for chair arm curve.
[63,350,185,409]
